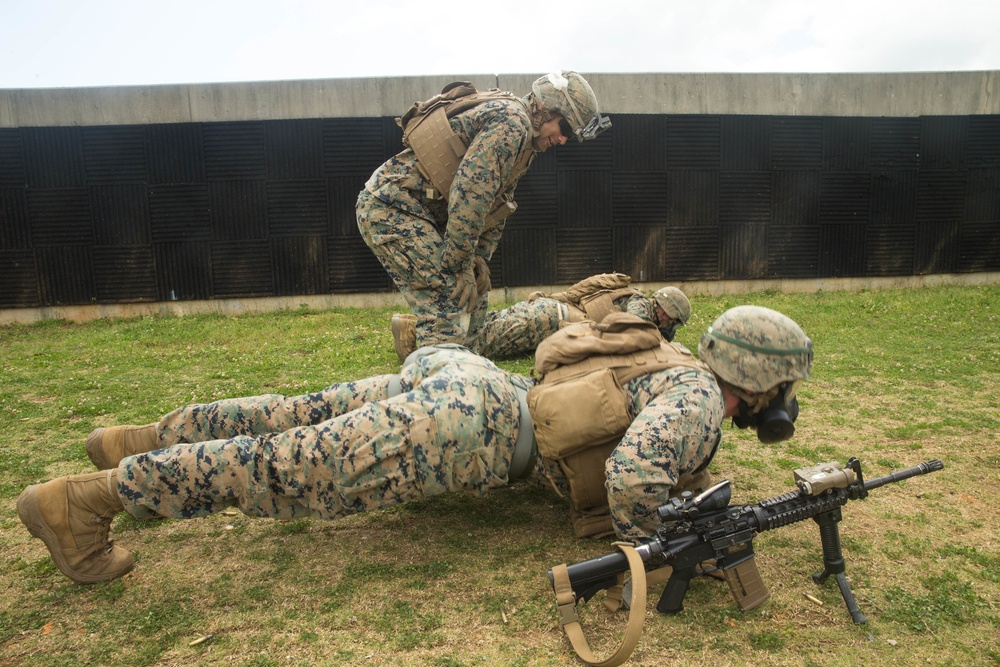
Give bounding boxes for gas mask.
[658,320,681,342]
[733,381,800,444]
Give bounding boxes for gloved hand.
[472,255,491,294]
[450,265,478,313]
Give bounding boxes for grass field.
[1,285,997,666]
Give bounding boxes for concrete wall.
[2,272,996,326]
[3,71,999,324]
[2,71,998,128]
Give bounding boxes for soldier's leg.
[405,274,472,348]
[158,375,395,445]
[116,352,521,521]
[86,376,395,471]
[464,289,491,351]
[473,297,565,358]
[356,191,469,346]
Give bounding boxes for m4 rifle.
[551,457,944,625]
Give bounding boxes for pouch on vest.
[529,368,632,459]
[569,505,616,540]
[534,312,662,376]
[564,440,619,539]
[578,286,642,323]
[484,195,518,230]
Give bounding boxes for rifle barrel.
[863,459,944,491]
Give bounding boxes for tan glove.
[472,255,491,294]
[450,265,478,313]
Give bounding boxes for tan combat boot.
[86,423,159,470]
[17,470,133,583]
[391,313,418,362]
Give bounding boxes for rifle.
[548,458,943,665]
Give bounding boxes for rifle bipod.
[812,509,867,623]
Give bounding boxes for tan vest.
[535,273,641,322]
[564,286,643,322]
[527,313,712,537]
[397,81,534,229]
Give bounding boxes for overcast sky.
[2,0,999,89]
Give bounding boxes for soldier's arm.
[475,220,505,262]
[605,372,725,540]
[441,104,531,274]
[624,294,657,323]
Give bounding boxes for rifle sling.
[551,543,647,667]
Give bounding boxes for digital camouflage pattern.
[112,343,720,542]
[357,97,535,348]
[106,311,807,547]
[116,348,525,521]
[698,305,813,394]
[606,365,726,540]
[473,297,565,358]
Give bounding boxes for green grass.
[1,285,998,666]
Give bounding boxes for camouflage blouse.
[364,97,535,275]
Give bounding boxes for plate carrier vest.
[535,273,643,323]
[397,81,535,230]
[527,313,714,537]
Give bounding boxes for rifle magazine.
[724,558,771,611]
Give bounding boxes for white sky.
[2,0,999,89]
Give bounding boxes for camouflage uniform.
[113,350,721,543]
[606,367,725,540]
[473,292,662,359]
[357,97,535,348]
[115,348,525,521]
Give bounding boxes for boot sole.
[16,485,133,584]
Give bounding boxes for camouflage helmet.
[652,286,691,324]
[531,71,609,141]
[698,306,812,394]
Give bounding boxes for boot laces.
[88,513,115,551]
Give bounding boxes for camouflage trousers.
[472,297,566,358]
[356,190,489,348]
[115,348,522,522]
